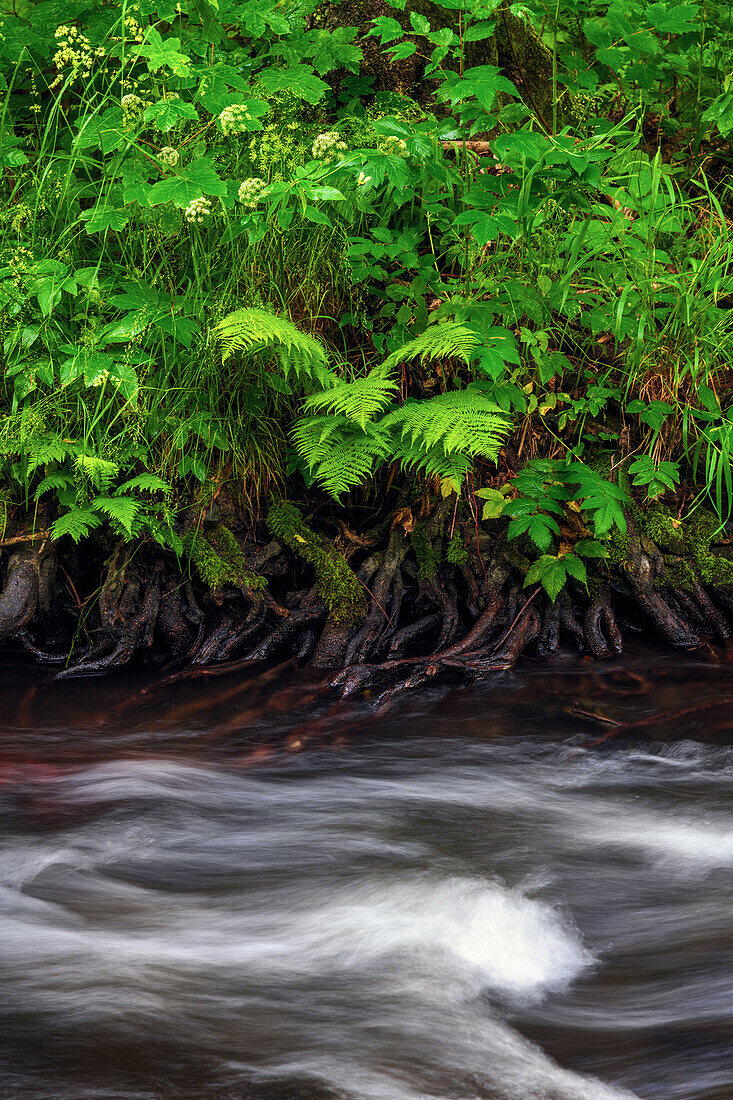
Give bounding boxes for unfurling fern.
[213,307,333,387]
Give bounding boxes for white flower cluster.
[158,146,179,167]
[311,131,347,162]
[51,24,105,88]
[184,197,213,225]
[121,93,144,118]
[237,177,267,208]
[219,104,251,135]
[380,136,408,156]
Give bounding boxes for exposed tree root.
[2,490,730,714]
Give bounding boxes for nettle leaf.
[144,97,198,132]
[194,63,249,112]
[139,28,192,76]
[524,555,568,602]
[257,64,329,105]
[475,486,506,520]
[148,158,226,206]
[306,27,362,75]
[505,509,561,552]
[366,16,404,43]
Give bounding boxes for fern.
[74,454,119,493]
[382,322,481,369]
[26,436,79,478]
[51,507,102,543]
[383,389,510,460]
[213,307,333,386]
[302,365,398,427]
[292,416,390,499]
[34,471,74,501]
[115,473,171,495]
[93,496,142,538]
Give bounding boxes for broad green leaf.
[144,97,198,132]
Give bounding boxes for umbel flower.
[311,131,347,162]
[184,197,213,225]
[158,146,179,167]
[51,24,105,89]
[219,104,251,135]
[238,178,267,208]
[121,93,144,118]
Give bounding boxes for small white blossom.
[158,146,179,167]
[121,93,144,118]
[219,104,251,135]
[184,197,213,225]
[311,131,347,162]
[237,177,267,208]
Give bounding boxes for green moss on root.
[184,525,267,595]
[267,502,366,624]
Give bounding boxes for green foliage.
[0,0,730,563]
[267,501,365,623]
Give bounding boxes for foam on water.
[1,742,729,1100]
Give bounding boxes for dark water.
[1,648,732,1100]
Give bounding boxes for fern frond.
[93,496,142,538]
[115,473,171,495]
[382,322,481,370]
[213,307,332,385]
[292,416,390,499]
[391,439,475,486]
[34,472,73,501]
[302,365,398,427]
[383,388,510,459]
[51,507,102,543]
[74,454,119,493]
[26,436,79,478]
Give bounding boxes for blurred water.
[0,649,731,1099]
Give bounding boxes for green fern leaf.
[51,508,102,543]
[74,454,119,492]
[213,307,331,385]
[34,472,74,501]
[382,322,481,370]
[383,388,510,459]
[93,495,142,537]
[292,415,390,499]
[115,473,171,495]
[26,437,78,478]
[302,365,398,427]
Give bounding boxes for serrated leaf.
[143,97,198,132]
[524,555,567,602]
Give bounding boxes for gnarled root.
[0,544,54,641]
[584,593,623,659]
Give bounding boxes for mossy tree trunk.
[311,0,566,128]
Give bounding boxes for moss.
[411,525,442,581]
[446,531,468,567]
[184,525,267,595]
[267,502,366,624]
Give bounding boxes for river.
[0,646,731,1099]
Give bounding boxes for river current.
[0,648,731,1099]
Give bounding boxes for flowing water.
[0,646,731,1100]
